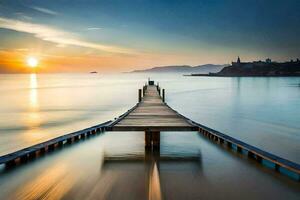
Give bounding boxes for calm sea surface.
[0,73,299,199]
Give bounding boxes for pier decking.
[0,80,299,181]
[110,85,196,131]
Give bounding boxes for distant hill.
[191,60,300,77]
[129,64,227,74]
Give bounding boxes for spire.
[237,56,241,63]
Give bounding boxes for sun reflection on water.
[13,163,76,200]
[23,73,43,143]
[29,73,38,109]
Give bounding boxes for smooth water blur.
[2,73,298,162]
[0,73,299,199]
[0,74,145,155]
[161,75,300,162]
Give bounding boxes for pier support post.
[256,156,262,163]
[219,138,224,144]
[139,89,142,102]
[40,147,46,154]
[67,138,72,144]
[248,151,255,158]
[145,131,152,150]
[145,131,161,152]
[237,146,242,152]
[214,136,218,142]
[227,141,232,148]
[74,135,79,141]
[29,151,36,159]
[20,155,28,163]
[48,144,55,151]
[87,131,91,137]
[58,141,63,147]
[162,89,165,102]
[275,164,280,171]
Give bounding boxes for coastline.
[186,74,300,77]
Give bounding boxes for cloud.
[87,27,102,31]
[0,17,136,54]
[14,12,33,21]
[31,6,58,16]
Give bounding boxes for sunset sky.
[0,0,299,73]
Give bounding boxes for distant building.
[232,56,242,67]
[266,58,271,63]
[232,57,300,66]
[216,57,300,76]
[232,56,275,69]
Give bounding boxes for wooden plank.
[112,126,197,131]
[112,85,196,131]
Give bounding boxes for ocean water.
[0,73,299,199]
[1,73,299,162]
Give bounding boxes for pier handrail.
[0,120,112,165]
[196,122,300,172]
[165,103,300,175]
[106,103,140,128]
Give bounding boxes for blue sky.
[0,0,299,72]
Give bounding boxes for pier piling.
[145,131,161,152]
[145,131,152,150]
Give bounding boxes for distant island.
[90,71,98,74]
[129,64,228,74]
[190,57,300,77]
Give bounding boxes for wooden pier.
[0,80,299,181]
[107,83,197,150]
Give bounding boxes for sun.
[27,57,39,68]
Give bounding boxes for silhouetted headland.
[190,57,300,77]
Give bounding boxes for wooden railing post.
[139,89,142,102]
[162,89,165,102]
